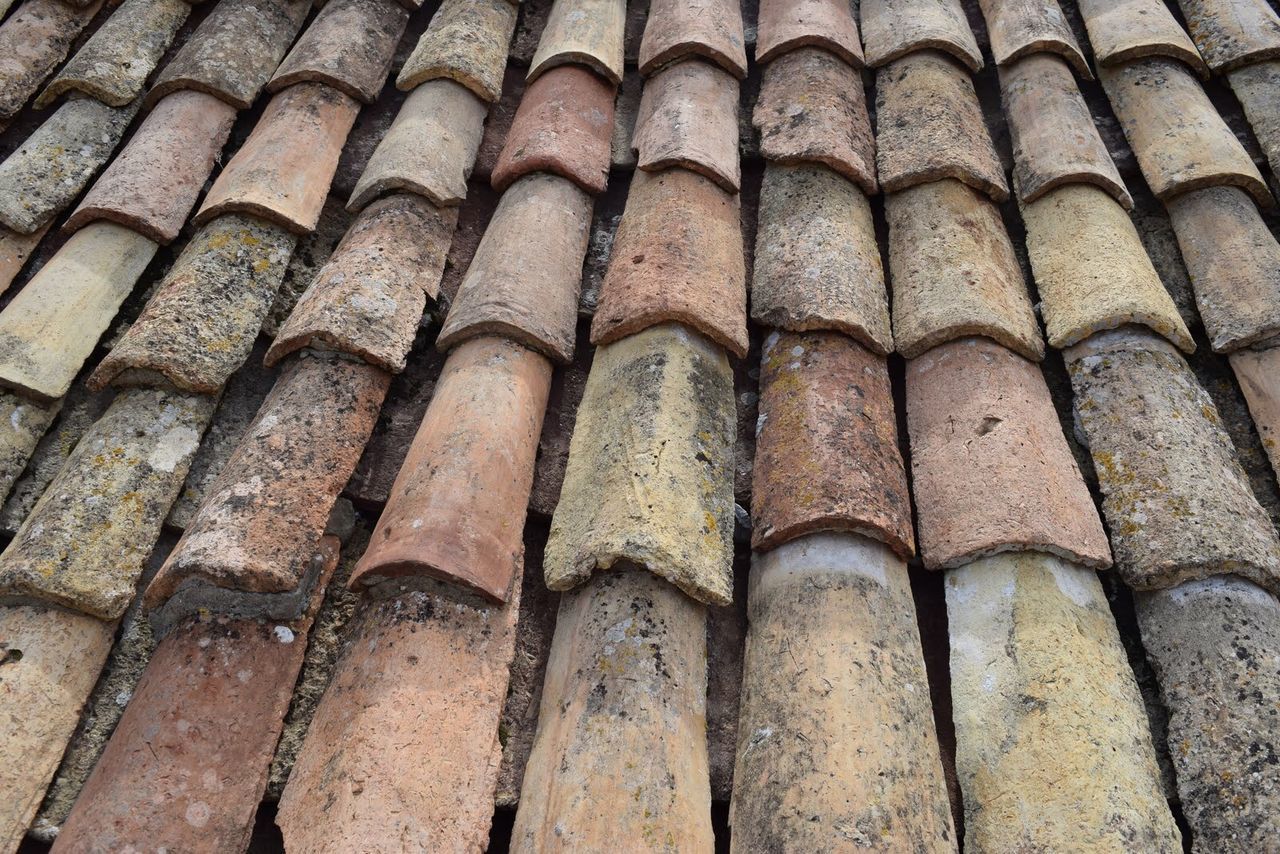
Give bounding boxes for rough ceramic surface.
[0,392,59,507]
[756,0,864,66]
[978,0,1092,77]
[875,51,1009,200]
[0,0,104,121]
[1177,0,1280,72]
[1229,61,1280,179]
[907,337,1112,570]
[859,0,983,71]
[887,179,1044,361]
[396,0,517,102]
[638,0,747,78]
[1231,346,1280,478]
[545,325,736,605]
[269,0,408,103]
[529,0,625,85]
[948,553,1181,852]
[632,59,741,193]
[0,223,48,296]
[591,169,748,358]
[1077,0,1208,75]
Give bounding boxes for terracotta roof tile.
[753,47,877,194]
[1076,0,1209,77]
[638,0,747,79]
[751,332,914,557]
[268,194,456,372]
[89,215,297,394]
[632,59,741,192]
[859,0,983,72]
[1228,61,1280,180]
[1230,346,1280,477]
[528,0,625,86]
[591,169,748,357]
[1066,329,1280,593]
[65,91,236,244]
[0,392,58,505]
[1176,0,1280,73]
[0,0,105,122]
[755,0,865,67]
[492,64,616,194]
[396,0,517,102]
[978,0,1092,78]
[268,0,408,105]
[0,222,49,296]
[907,336,1112,569]
[348,80,488,211]
[875,51,1009,201]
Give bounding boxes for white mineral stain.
[148,425,201,473]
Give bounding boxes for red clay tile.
[196,83,361,235]
[753,47,877,195]
[0,0,105,122]
[397,0,518,102]
[860,0,983,72]
[631,59,741,193]
[528,0,626,86]
[591,169,748,357]
[1231,346,1280,478]
[755,0,865,66]
[906,336,1112,570]
[268,194,457,373]
[66,91,237,244]
[751,332,914,558]
[979,0,1092,77]
[438,174,592,364]
[638,0,747,78]
[1178,0,1280,72]
[268,0,408,104]
[492,64,616,194]
[1077,0,1209,76]
[350,337,551,601]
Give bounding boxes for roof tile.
[591,169,748,357]
[492,64,616,194]
[1076,0,1208,76]
[755,0,865,67]
[0,392,58,505]
[396,0,517,102]
[638,0,748,79]
[529,0,625,85]
[978,0,1092,77]
[875,51,1009,201]
[751,332,914,557]
[632,59,741,192]
[269,0,408,104]
[1230,346,1280,478]
[1176,0,1280,73]
[753,47,877,195]
[907,336,1111,569]
[0,0,105,122]
[1228,61,1280,180]
[859,0,983,72]
[0,222,49,296]
[439,175,592,363]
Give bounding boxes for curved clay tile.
[1231,346,1280,478]
[0,0,105,122]
[1229,61,1280,180]
[0,222,48,296]
[638,0,748,79]
[528,0,626,86]
[631,59,741,192]
[1076,0,1208,77]
[396,0,517,102]
[755,0,865,67]
[978,0,1093,78]
[1177,0,1280,73]
[268,0,408,105]
[859,0,983,72]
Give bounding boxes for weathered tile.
[438,175,592,364]
[0,392,59,507]
[859,0,983,72]
[1167,187,1280,353]
[752,47,877,195]
[631,58,741,192]
[529,0,625,85]
[907,336,1111,570]
[610,69,641,169]
[348,80,488,211]
[1231,346,1280,478]
[1177,0,1280,72]
[0,0,105,122]
[756,0,864,66]
[875,51,1009,201]
[268,0,408,104]
[1099,58,1271,206]
[1066,330,1280,593]
[0,223,158,402]
[0,97,140,235]
[35,0,190,108]
[1229,61,1280,180]
[1021,183,1193,351]
[396,0,517,102]
[197,84,361,235]
[492,65,615,194]
[0,222,48,296]
[887,179,1043,361]
[1001,54,1130,208]
[591,169,748,357]
[145,354,390,629]
[1076,0,1208,76]
[978,0,1091,77]
[638,0,747,78]
[751,332,914,557]
[947,552,1181,852]
[146,0,311,110]
[89,215,296,394]
[269,195,456,373]
[0,388,214,620]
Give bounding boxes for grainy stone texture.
[1177,0,1280,72]
[875,51,1008,201]
[751,164,891,353]
[262,199,353,336]
[639,0,747,78]
[67,91,237,244]
[859,0,983,71]
[1067,331,1280,594]
[1100,58,1271,206]
[1136,577,1280,853]
[592,169,748,357]
[1229,61,1280,180]
[0,388,214,620]
[753,48,877,195]
[0,392,59,507]
[545,324,736,605]
[0,97,140,235]
[756,0,864,66]
[396,0,516,102]
[0,222,48,295]
[887,179,1043,361]
[0,223,158,402]
[0,0,105,122]
[947,553,1181,852]
[529,0,625,85]
[978,0,1092,77]
[348,80,488,211]
[268,0,408,103]
[1077,0,1208,75]
[1166,187,1280,353]
[36,0,190,108]
[197,84,361,235]
[90,215,296,394]
[146,0,311,110]
[907,337,1112,570]
[1231,346,1280,478]
[632,59,741,193]
[732,535,955,851]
